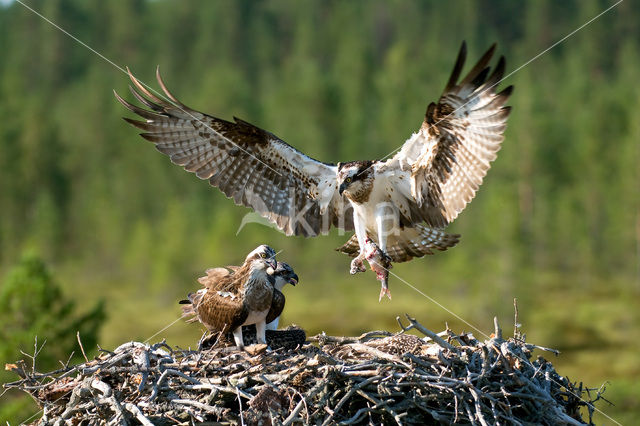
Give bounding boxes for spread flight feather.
[117,42,512,272]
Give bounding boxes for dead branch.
[397,314,457,351]
[4,318,601,425]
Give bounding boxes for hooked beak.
[288,273,299,286]
[267,258,277,269]
[338,182,347,195]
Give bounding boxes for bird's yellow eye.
[261,253,266,258]
[345,177,352,183]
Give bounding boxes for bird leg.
[232,327,245,351]
[375,208,394,269]
[255,320,267,345]
[350,214,368,275]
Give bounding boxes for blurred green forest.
[1,0,639,423]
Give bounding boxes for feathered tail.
[179,289,205,323]
[337,224,460,263]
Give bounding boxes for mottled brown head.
[337,160,376,203]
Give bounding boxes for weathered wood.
[4,319,601,425]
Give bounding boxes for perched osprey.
[203,244,276,287]
[116,42,512,281]
[214,256,298,333]
[237,261,299,346]
[180,250,276,350]
[222,244,277,275]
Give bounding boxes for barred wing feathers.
[388,42,513,228]
[115,69,352,237]
[266,289,286,325]
[190,289,249,334]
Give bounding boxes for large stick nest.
[5,315,604,425]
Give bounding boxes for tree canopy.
[0,0,638,422]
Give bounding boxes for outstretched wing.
[386,42,513,228]
[115,69,352,236]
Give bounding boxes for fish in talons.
[363,237,392,301]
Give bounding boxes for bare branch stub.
[5,320,600,425]
[77,331,89,363]
[397,314,458,352]
[493,316,503,341]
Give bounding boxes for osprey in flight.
[116,42,512,278]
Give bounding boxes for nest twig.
[4,315,602,425]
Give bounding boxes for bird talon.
[350,256,366,274]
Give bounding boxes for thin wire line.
[14,0,284,179]
[17,408,45,426]
[140,248,286,347]
[143,316,184,344]
[372,3,625,419]
[14,313,186,425]
[387,269,487,338]
[383,266,621,425]
[16,0,625,194]
[489,0,623,105]
[14,244,283,424]
[14,247,285,423]
[372,0,624,167]
[15,0,125,73]
[13,0,624,423]
[373,3,624,420]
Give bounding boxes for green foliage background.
[1,0,639,423]
[0,254,104,366]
